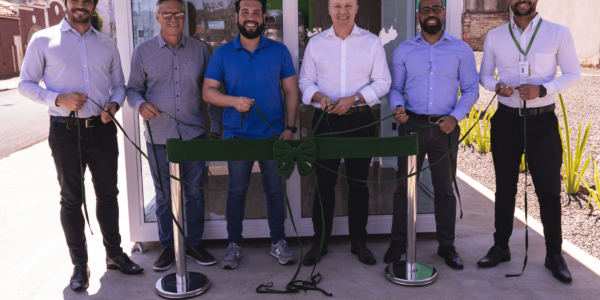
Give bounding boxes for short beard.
[237,19,265,40]
[511,1,535,16]
[67,9,93,24]
[420,17,443,35]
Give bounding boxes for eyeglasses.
[160,12,185,19]
[417,5,444,15]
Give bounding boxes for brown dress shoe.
[351,242,376,265]
[302,244,328,266]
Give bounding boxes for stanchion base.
[156,272,210,299]
[385,261,437,286]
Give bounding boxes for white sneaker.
[270,239,296,265]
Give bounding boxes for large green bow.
[273,138,317,179]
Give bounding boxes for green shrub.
[583,159,600,211]
[473,104,496,153]
[558,94,592,195]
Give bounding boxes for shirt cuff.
[389,95,405,110]
[542,82,556,96]
[134,99,146,112]
[483,78,500,92]
[46,91,60,107]
[359,86,379,107]
[449,111,466,123]
[301,85,320,105]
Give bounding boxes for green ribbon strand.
[273,138,317,179]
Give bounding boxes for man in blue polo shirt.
[203,0,299,270]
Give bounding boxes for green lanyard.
[509,18,543,59]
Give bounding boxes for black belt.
[316,105,371,115]
[498,103,555,116]
[406,110,443,123]
[51,115,103,128]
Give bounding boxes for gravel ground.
[459,53,600,260]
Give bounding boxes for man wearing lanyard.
[127,0,223,272]
[478,0,581,282]
[387,0,479,270]
[203,0,298,270]
[299,0,392,266]
[18,0,143,291]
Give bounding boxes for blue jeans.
[146,134,206,248]
[226,160,286,245]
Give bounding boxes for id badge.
[519,61,530,78]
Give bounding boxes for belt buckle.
[85,119,94,128]
[428,116,437,124]
[519,107,525,116]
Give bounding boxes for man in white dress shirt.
[477,0,580,283]
[299,0,391,266]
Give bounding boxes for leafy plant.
[558,94,592,195]
[582,159,600,211]
[460,106,479,147]
[519,153,526,172]
[472,104,496,153]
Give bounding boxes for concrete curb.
[457,170,600,276]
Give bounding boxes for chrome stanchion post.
[156,163,210,299]
[385,155,437,286]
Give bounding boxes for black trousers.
[490,110,563,256]
[311,110,376,245]
[391,118,460,246]
[49,119,123,266]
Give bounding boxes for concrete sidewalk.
[1,136,600,300]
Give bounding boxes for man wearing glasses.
[478,0,580,282]
[127,0,223,271]
[299,0,392,266]
[386,0,479,270]
[18,0,144,291]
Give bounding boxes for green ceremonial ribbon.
[273,138,317,179]
[509,18,543,58]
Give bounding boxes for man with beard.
[385,0,479,270]
[478,0,580,282]
[203,0,298,270]
[127,0,223,272]
[18,0,143,291]
[299,0,392,266]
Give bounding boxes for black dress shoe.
[187,245,217,266]
[477,245,511,268]
[383,240,406,264]
[70,264,90,291]
[106,253,144,275]
[154,247,175,271]
[302,244,328,266]
[545,254,572,283]
[351,242,377,265]
[437,245,464,270]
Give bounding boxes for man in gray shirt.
[18,0,143,292]
[126,0,222,271]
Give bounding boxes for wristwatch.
[353,95,361,106]
[286,126,297,133]
[538,85,547,98]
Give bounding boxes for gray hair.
[155,0,186,14]
[328,0,358,6]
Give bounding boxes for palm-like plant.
[582,159,600,211]
[558,94,592,195]
[473,104,496,153]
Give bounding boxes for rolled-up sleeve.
[298,40,321,105]
[361,38,391,106]
[126,46,147,112]
[543,26,581,96]
[389,46,407,110]
[18,35,60,106]
[450,44,480,122]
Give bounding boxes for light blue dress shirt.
[389,31,479,122]
[18,19,126,118]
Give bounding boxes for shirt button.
[176,82,178,84]
[175,68,178,70]
[430,87,433,89]
[430,72,433,74]
[177,95,179,97]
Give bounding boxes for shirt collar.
[414,30,452,43]
[157,32,187,49]
[326,23,362,39]
[233,34,271,51]
[510,13,542,32]
[60,18,96,36]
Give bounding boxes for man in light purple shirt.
[18,0,143,292]
[386,0,479,270]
